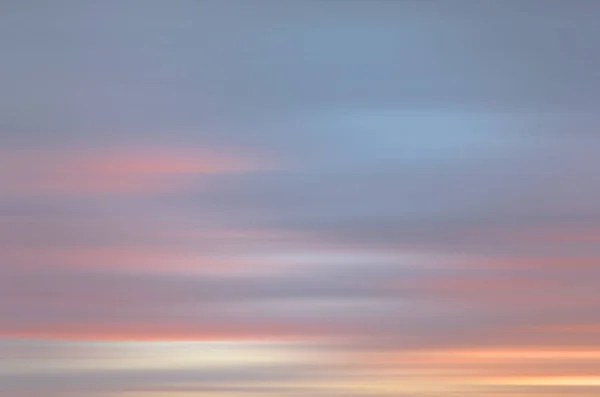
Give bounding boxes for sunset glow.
[2,0,600,396]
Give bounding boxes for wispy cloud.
[2,0,600,395]
[0,147,263,196]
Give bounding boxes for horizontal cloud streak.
[2,0,600,395]
[0,147,263,196]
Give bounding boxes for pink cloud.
[0,146,264,196]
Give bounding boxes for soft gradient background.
[2,0,600,396]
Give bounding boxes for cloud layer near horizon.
[2,0,600,396]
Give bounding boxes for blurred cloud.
[0,147,263,196]
[2,0,600,395]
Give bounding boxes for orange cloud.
[353,346,600,395]
[0,146,263,195]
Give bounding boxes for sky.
[1,0,600,396]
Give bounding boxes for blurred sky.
[2,0,600,396]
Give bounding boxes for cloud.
[2,0,600,395]
[0,147,262,196]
